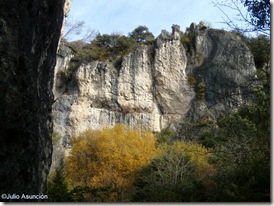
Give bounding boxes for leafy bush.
[198,130,216,149]
[197,118,214,127]
[248,34,270,69]
[155,128,176,145]
[180,28,195,52]
[186,75,196,88]
[197,80,206,100]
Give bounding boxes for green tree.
[241,0,270,31]
[47,168,73,202]
[155,128,176,145]
[246,34,270,94]
[133,151,196,201]
[210,105,270,201]
[78,33,135,61]
[198,130,216,149]
[129,26,155,43]
[248,34,270,69]
[180,27,195,53]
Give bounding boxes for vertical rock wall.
[51,23,256,172]
[0,0,65,199]
[52,24,257,143]
[52,26,196,145]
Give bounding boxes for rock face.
[182,23,256,135]
[0,0,65,199]
[52,23,256,169]
[53,25,195,144]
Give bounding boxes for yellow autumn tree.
[66,124,158,201]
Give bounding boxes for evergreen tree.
[129,26,154,43]
[47,168,73,202]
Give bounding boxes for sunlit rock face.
[0,0,65,198]
[51,23,256,169]
[52,25,195,142]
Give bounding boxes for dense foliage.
[241,0,270,30]
[210,105,270,201]
[47,169,73,202]
[65,124,158,201]
[66,26,155,62]
[128,25,154,43]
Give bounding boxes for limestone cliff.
[51,23,256,169]
[0,0,65,199]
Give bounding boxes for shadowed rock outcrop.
[0,0,65,200]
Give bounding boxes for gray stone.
[51,24,257,169]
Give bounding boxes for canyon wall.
[52,23,256,164]
[0,0,66,199]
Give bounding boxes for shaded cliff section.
[0,0,65,198]
[178,23,257,139]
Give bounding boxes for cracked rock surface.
[51,23,256,171]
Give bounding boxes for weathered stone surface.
[186,23,256,115]
[52,26,195,145]
[0,0,65,199]
[154,28,194,116]
[51,23,256,170]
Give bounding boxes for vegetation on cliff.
[47,0,270,202]
[63,25,154,62]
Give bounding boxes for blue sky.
[67,0,246,39]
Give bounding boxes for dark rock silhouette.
[0,0,65,200]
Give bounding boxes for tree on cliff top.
[128,25,155,43]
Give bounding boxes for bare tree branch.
[212,0,270,36]
[62,16,85,40]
